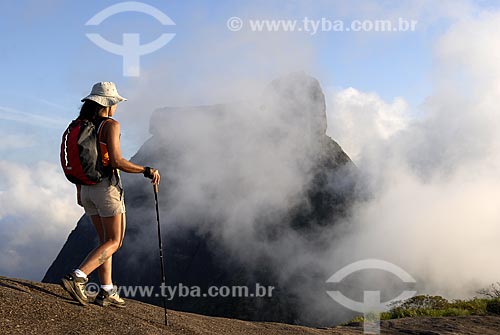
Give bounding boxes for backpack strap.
[96,118,120,185]
[97,117,112,143]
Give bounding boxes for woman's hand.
[150,168,161,185]
[144,166,161,185]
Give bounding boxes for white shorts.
[81,178,126,217]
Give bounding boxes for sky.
[0,0,450,163]
[0,0,477,159]
[2,0,500,314]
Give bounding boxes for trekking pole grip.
[153,183,159,193]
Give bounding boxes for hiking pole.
[153,183,169,326]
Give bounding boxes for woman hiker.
[61,82,160,307]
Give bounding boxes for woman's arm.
[106,120,161,184]
[107,120,144,173]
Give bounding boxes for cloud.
[0,133,36,150]
[0,160,82,280]
[0,106,67,129]
[324,10,500,299]
[326,87,411,161]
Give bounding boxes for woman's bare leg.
[119,213,126,247]
[79,214,123,276]
[89,215,112,285]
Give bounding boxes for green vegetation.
[381,295,490,319]
[345,283,500,324]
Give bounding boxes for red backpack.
[60,118,111,185]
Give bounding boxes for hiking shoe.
[61,272,88,306]
[94,288,126,308]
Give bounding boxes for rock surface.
[3,277,500,335]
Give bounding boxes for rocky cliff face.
[43,73,358,326]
